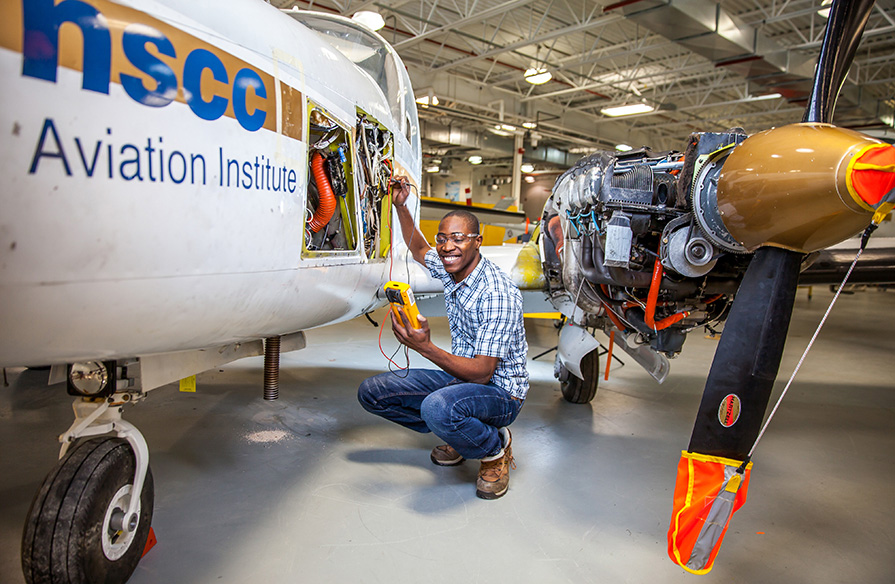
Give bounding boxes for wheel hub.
[102,485,141,561]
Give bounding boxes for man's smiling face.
[436,215,482,282]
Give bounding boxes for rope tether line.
[738,223,879,473]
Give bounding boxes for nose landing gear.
[22,396,154,584]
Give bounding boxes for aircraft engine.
[536,0,894,573]
[541,124,892,371]
[542,130,751,361]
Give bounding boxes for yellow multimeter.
[383,281,422,329]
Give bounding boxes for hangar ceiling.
[273,0,895,168]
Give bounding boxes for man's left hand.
[391,307,430,352]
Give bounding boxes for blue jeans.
[357,369,523,460]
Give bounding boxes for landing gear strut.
[22,395,154,584]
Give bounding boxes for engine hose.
[580,235,653,289]
[598,284,625,307]
[561,237,604,314]
[309,151,336,232]
[546,215,564,258]
[644,260,690,331]
[577,234,735,297]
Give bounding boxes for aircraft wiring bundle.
[304,108,394,259]
[377,178,420,377]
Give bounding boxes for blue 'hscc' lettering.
[21,0,269,131]
[121,25,178,107]
[183,49,229,121]
[23,0,111,94]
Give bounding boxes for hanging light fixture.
[351,11,385,31]
[600,103,654,117]
[415,94,439,107]
[524,67,552,85]
[524,45,552,85]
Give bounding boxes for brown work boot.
[476,428,515,500]
[431,444,465,466]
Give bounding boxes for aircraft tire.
[22,436,154,584]
[560,348,600,404]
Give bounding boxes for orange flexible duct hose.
[309,152,336,232]
[645,259,689,331]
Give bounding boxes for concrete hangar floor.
[1,286,893,584]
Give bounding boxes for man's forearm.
[394,203,430,265]
[415,342,498,385]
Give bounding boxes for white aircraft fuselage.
[0,0,425,367]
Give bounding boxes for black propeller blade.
[687,0,877,460]
[803,0,876,124]
[687,247,801,458]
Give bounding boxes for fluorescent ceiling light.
[521,163,535,173]
[600,103,655,117]
[425,165,440,173]
[500,124,517,132]
[522,121,538,129]
[415,94,439,106]
[524,67,552,85]
[351,11,385,31]
[615,144,633,152]
[524,176,536,183]
[751,92,782,101]
[468,155,483,165]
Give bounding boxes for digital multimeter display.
[383,281,421,328]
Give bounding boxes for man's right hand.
[391,177,412,207]
[389,176,431,265]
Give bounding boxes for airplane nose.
[707,123,890,254]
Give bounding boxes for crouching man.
[358,179,528,499]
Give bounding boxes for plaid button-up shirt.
[425,249,529,399]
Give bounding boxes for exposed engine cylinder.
[540,122,887,363]
[540,130,749,358]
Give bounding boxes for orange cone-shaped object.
[668,451,752,574]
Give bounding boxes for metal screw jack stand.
[263,336,281,400]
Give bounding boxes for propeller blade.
[688,0,873,460]
[688,0,878,462]
[687,247,801,459]
[671,1,881,571]
[803,0,875,124]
